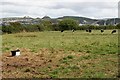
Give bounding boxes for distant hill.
[57,16,97,24]
[1,16,120,26]
[42,16,51,20]
[57,16,120,25]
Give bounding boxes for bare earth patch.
[1,48,118,78]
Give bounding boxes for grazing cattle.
[86,29,89,32]
[61,30,64,32]
[111,30,116,34]
[101,29,104,33]
[88,29,92,33]
[86,29,92,33]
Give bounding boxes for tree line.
[1,18,120,34]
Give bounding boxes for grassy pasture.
[2,30,119,78]
[3,30,118,54]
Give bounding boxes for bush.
[117,23,120,29]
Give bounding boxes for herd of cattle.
[61,29,117,34]
[86,29,117,34]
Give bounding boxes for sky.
[0,0,120,19]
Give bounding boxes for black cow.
[101,29,104,33]
[111,30,116,34]
[88,29,92,33]
[86,29,89,32]
[86,29,92,33]
[61,30,64,32]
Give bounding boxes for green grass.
[2,30,118,78]
[2,30,118,54]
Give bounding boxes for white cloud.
[0,0,119,18]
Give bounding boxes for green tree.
[58,18,79,30]
[41,20,53,31]
[2,25,13,34]
[9,22,22,33]
[52,24,60,31]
